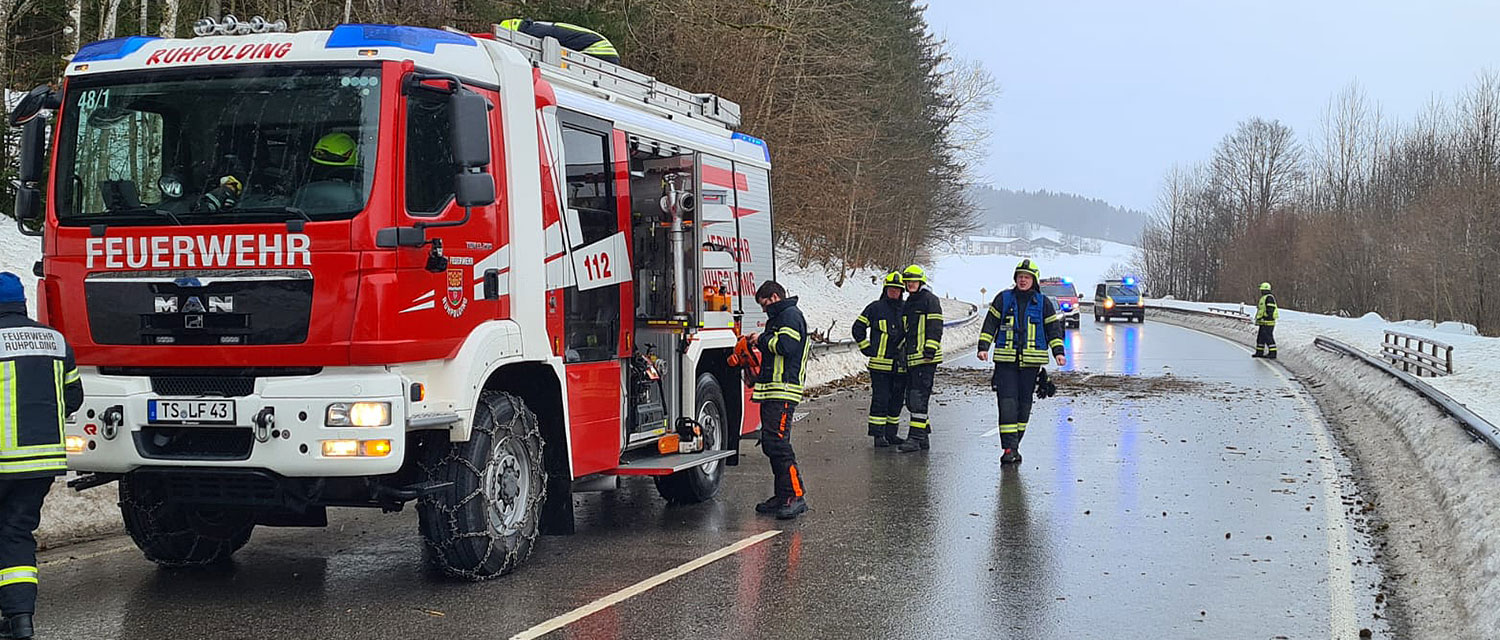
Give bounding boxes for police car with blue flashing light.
[1094,277,1145,323]
[1039,277,1081,328]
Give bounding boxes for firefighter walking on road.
[1254,282,1278,359]
[853,272,907,447]
[0,273,82,640]
[748,281,810,520]
[897,265,944,453]
[978,259,1065,465]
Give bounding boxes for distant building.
[966,236,1030,255]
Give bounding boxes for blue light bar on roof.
[325,24,476,54]
[1124,277,1136,286]
[732,132,770,162]
[74,36,160,62]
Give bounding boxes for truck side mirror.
[449,90,491,169]
[454,172,494,208]
[12,185,41,228]
[17,117,47,184]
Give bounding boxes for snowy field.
[928,238,1136,304]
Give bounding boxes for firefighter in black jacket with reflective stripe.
[749,281,809,520]
[1254,282,1278,359]
[852,272,907,447]
[0,273,81,639]
[897,265,944,453]
[978,259,1065,465]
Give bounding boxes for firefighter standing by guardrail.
[1254,282,1278,359]
[747,281,810,520]
[897,265,944,453]
[853,272,908,448]
[0,273,82,640]
[977,260,1066,465]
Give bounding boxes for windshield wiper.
[234,206,312,222]
[101,207,183,225]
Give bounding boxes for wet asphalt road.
[34,315,1388,639]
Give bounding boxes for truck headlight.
[326,402,391,427]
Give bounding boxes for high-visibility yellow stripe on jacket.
[754,298,810,404]
[0,312,83,479]
[902,287,944,366]
[852,297,905,372]
[1257,293,1278,326]
[979,288,1066,366]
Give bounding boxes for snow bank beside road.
[777,259,980,389]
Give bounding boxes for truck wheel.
[118,474,254,567]
[655,374,728,504]
[417,391,546,581]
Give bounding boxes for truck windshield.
[1041,283,1076,298]
[54,65,380,226]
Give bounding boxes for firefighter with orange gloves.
[745,281,809,520]
[897,265,944,453]
[978,259,1066,465]
[852,272,907,447]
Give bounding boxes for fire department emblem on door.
[444,268,468,317]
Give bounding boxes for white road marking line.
[1186,328,1360,638]
[508,530,783,640]
[980,427,999,438]
[39,543,134,567]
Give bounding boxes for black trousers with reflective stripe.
[759,401,804,500]
[868,370,906,437]
[0,477,51,615]
[905,364,937,434]
[993,363,1039,451]
[1256,325,1277,356]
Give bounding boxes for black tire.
[656,374,728,504]
[417,391,546,581]
[118,474,255,567]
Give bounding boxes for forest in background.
[0,0,994,275]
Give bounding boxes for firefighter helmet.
[1014,258,1041,281]
[1259,282,1272,292]
[883,271,904,290]
[311,132,358,167]
[901,265,927,284]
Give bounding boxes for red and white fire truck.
[8,18,774,579]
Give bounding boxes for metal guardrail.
[1314,336,1500,452]
[1382,330,1454,376]
[809,300,981,357]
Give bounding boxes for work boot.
[874,435,890,448]
[1000,448,1022,465]
[755,496,781,515]
[776,497,808,520]
[897,434,929,453]
[0,613,33,639]
[883,424,905,446]
[1267,352,1277,360]
[1251,352,1264,358]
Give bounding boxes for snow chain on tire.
[417,391,547,581]
[118,475,254,567]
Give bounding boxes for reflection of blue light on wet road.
[1053,404,1075,528]
[1122,326,1140,375]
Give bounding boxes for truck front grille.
[135,427,253,461]
[150,376,255,397]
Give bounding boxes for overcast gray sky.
[921,0,1500,212]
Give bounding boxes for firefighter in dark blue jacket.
[0,272,82,639]
[747,281,809,520]
[978,259,1065,465]
[852,272,907,447]
[897,265,944,453]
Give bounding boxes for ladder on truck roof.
[485,25,742,130]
